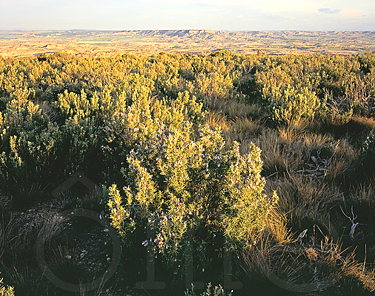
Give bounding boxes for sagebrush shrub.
[107,122,278,274]
[101,88,205,184]
[0,99,62,198]
[271,86,321,125]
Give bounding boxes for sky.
[0,0,374,31]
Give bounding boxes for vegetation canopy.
[0,50,375,295]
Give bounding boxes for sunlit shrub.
[271,86,321,125]
[0,99,62,199]
[101,87,205,184]
[107,122,278,274]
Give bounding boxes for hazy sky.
[0,0,374,31]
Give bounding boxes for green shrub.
[0,95,102,203]
[101,87,205,184]
[107,122,278,275]
[0,99,62,199]
[59,116,100,176]
[271,86,321,125]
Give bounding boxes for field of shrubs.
[1,50,375,295]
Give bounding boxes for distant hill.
[1,30,374,57]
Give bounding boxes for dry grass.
[206,96,266,120]
[245,120,375,294]
[238,124,357,184]
[277,120,309,144]
[0,209,49,295]
[0,214,16,264]
[230,117,261,137]
[265,175,343,234]
[205,111,231,132]
[262,208,293,245]
[352,115,375,130]
[10,183,49,211]
[243,217,375,295]
[246,128,309,176]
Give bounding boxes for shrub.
[0,99,62,199]
[101,88,205,185]
[0,97,101,200]
[271,86,321,125]
[107,122,278,275]
[59,116,100,177]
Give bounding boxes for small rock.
[65,255,71,260]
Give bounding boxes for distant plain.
[1,30,375,57]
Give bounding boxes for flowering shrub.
[101,87,205,185]
[107,121,278,274]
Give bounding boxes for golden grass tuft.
[206,96,266,120]
[352,115,375,130]
[266,175,343,218]
[249,128,308,176]
[263,208,293,245]
[231,117,261,135]
[205,110,230,132]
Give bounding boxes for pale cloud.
[318,8,341,14]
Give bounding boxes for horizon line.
[1,29,375,33]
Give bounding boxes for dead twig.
[340,205,366,240]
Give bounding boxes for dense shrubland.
[1,51,375,295]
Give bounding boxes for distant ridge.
[1,30,374,57]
